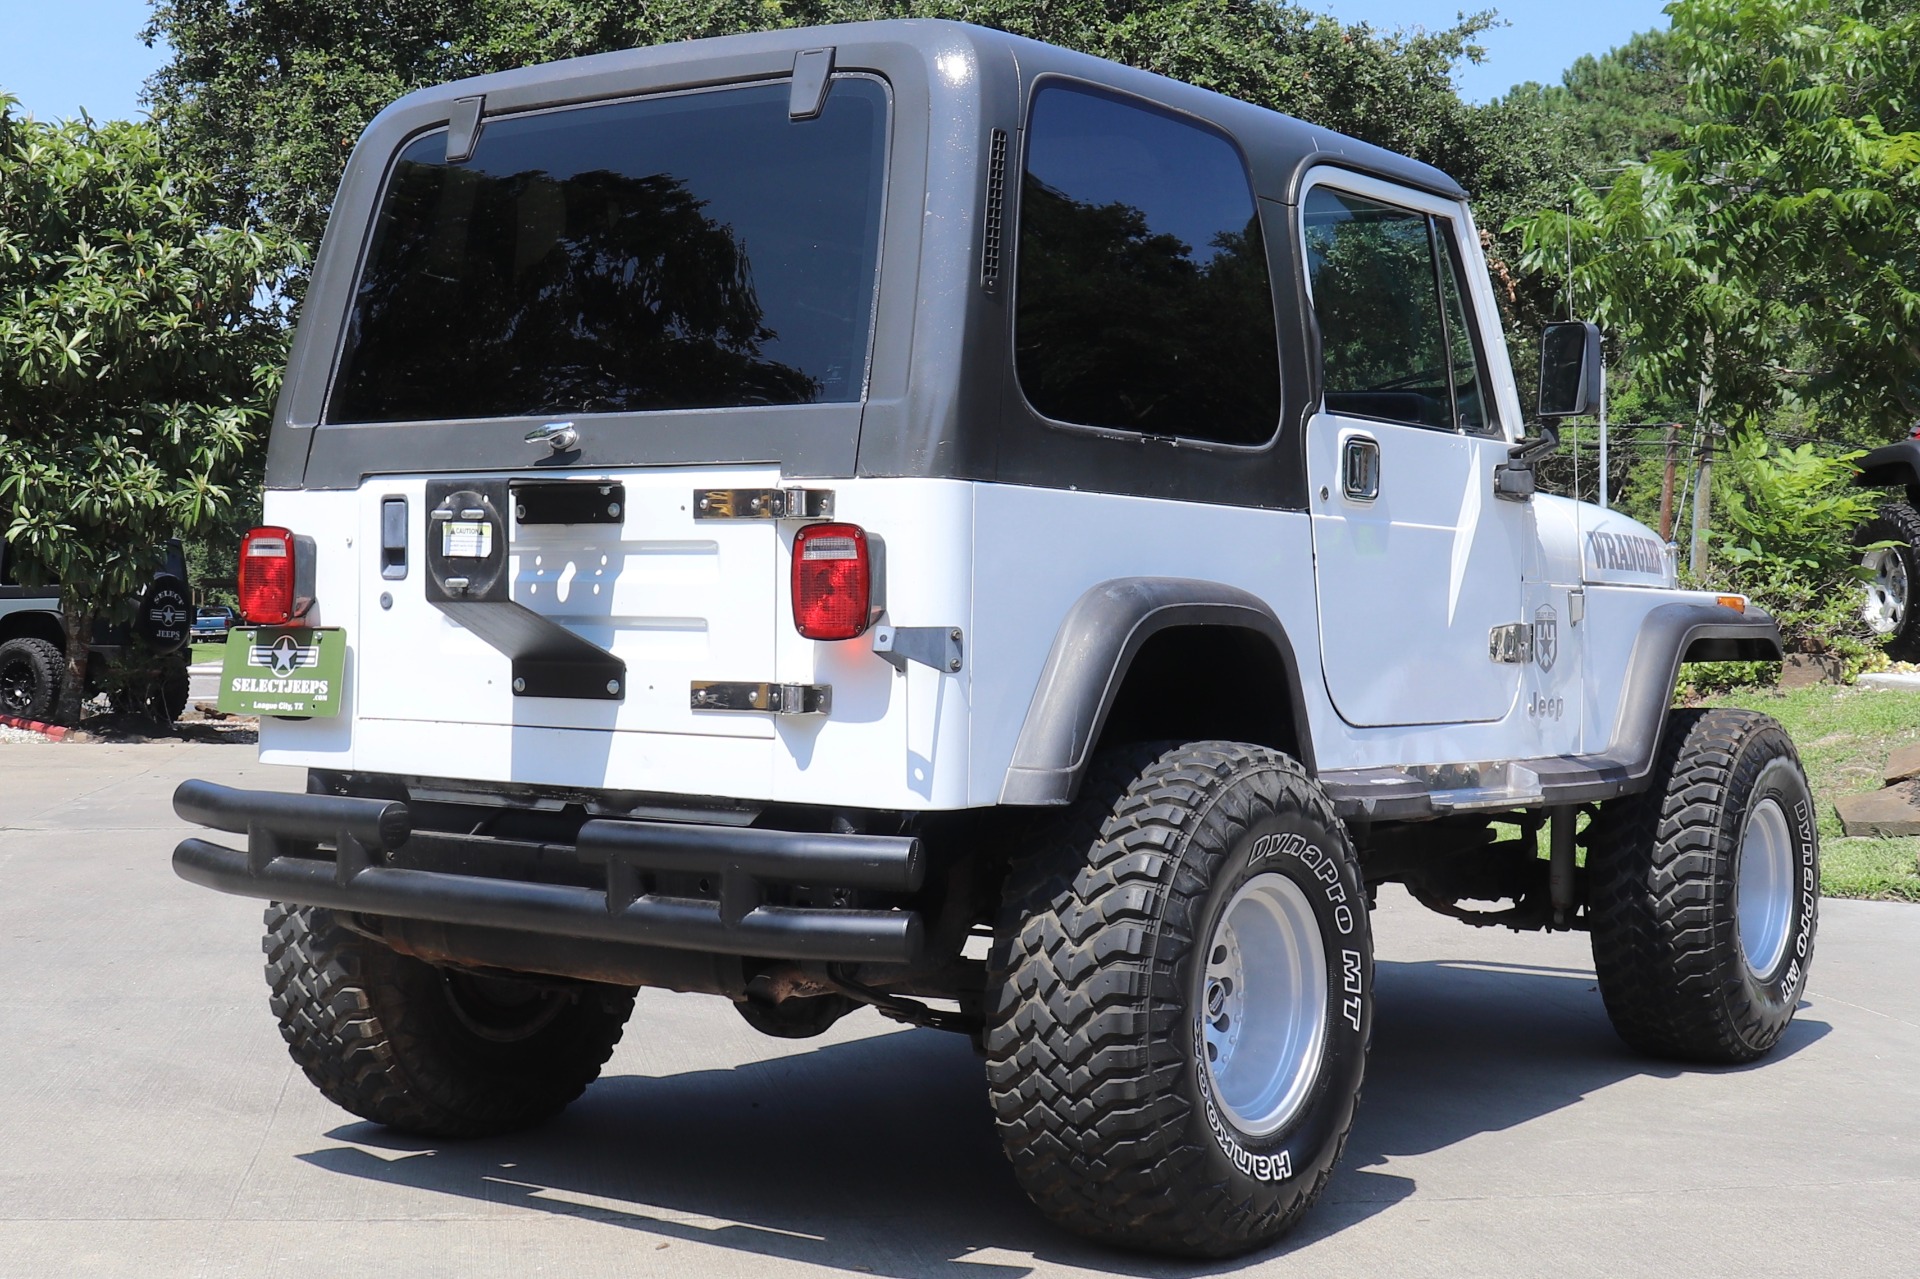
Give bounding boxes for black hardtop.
[366,19,1466,206]
[270,18,1468,504]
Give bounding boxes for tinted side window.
[1303,188,1494,433]
[329,78,888,425]
[1434,229,1495,433]
[1014,84,1280,445]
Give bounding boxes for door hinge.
[1489,622,1534,664]
[691,682,833,715]
[693,488,835,521]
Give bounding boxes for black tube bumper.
[171,779,925,964]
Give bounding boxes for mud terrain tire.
[985,742,1370,1258]
[1586,708,1817,1063]
[264,904,635,1137]
[1855,501,1920,660]
[110,656,191,724]
[0,636,63,722]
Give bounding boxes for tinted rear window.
[328,78,888,424]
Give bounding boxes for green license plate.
[217,627,347,718]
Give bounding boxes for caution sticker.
[442,520,492,559]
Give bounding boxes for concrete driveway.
[1,738,1916,1278]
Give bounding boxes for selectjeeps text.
[171,21,1812,1257]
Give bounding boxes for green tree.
[1507,28,1694,182]
[1703,435,1885,678]
[1494,27,1698,449]
[1675,0,1920,437]
[142,1,1561,276]
[1514,0,1920,442]
[0,98,303,722]
[1514,160,1788,430]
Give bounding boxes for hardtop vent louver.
[981,128,1008,291]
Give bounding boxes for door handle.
[1342,435,1381,502]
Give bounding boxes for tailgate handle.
[380,496,408,580]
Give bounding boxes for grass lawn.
[1710,684,1920,901]
[190,641,227,665]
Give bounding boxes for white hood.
[1579,506,1676,586]
[1529,496,1676,588]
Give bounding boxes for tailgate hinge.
[691,682,833,715]
[693,487,835,521]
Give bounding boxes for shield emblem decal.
[1534,605,1558,673]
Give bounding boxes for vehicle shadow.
[297,957,1829,1276]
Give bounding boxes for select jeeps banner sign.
[217,627,346,718]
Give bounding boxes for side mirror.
[1538,321,1602,418]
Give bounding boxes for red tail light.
[238,526,297,625]
[792,523,871,640]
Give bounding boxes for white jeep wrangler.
[173,21,1814,1258]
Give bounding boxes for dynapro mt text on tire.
[986,743,1370,1258]
[1586,709,1817,1063]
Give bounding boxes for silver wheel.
[1861,547,1909,635]
[1737,796,1794,979]
[1200,871,1328,1138]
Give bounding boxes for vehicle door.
[1300,174,1535,727]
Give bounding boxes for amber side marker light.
[1716,594,1748,613]
[238,526,297,625]
[792,523,872,640]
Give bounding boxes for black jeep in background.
[0,538,194,724]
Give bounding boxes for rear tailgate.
[356,466,784,741]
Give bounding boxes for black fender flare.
[1851,440,1920,497]
[998,578,1314,805]
[1601,601,1784,788]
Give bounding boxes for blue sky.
[0,0,1670,122]
[1318,1,1674,101]
[0,1,167,121]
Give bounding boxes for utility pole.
[1690,424,1714,578]
[1688,338,1715,579]
[1658,423,1677,542]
